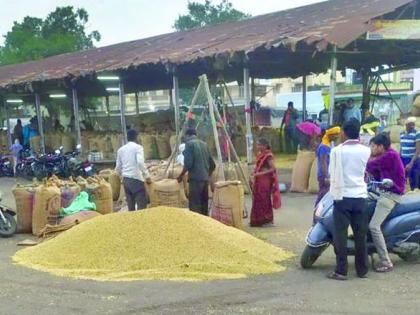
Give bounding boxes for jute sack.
[12,184,37,233]
[290,150,315,193]
[156,135,171,159]
[414,95,420,109]
[139,135,158,160]
[111,134,123,152]
[98,169,121,201]
[385,125,404,143]
[166,164,188,197]
[412,107,420,117]
[392,143,400,153]
[307,159,319,194]
[30,136,41,154]
[60,183,81,208]
[86,177,113,214]
[211,181,244,229]
[169,135,177,153]
[60,210,102,225]
[32,183,61,236]
[62,134,75,153]
[148,179,188,208]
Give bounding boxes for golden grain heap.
[13,207,292,281]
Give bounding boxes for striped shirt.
[400,130,420,158]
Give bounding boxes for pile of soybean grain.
[13,207,293,281]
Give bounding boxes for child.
[10,139,23,175]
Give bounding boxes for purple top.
[366,148,405,195]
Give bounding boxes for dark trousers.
[123,177,147,211]
[401,157,420,190]
[333,198,368,277]
[284,126,297,154]
[189,180,209,216]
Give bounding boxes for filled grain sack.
[12,184,37,233]
[32,183,61,236]
[385,125,404,143]
[111,134,123,152]
[392,142,400,153]
[156,135,171,159]
[62,134,75,153]
[290,150,315,193]
[412,107,420,117]
[414,95,420,109]
[307,159,319,194]
[86,177,113,215]
[60,183,81,208]
[169,135,177,153]
[211,180,244,229]
[98,169,121,201]
[30,136,41,154]
[139,135,158,160]
[148,179,188,208]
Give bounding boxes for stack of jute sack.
[211,162,250,195]
[44,133,76,153]
[12,175,113,237]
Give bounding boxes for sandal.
[375,262,394,273]
[327,271,348,281]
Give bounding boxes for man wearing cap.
[400,117,420,190]
[115,129,151,211]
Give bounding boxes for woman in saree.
[250,138,281,227]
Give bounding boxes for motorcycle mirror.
[55,150,60,155]
[76,144,81,150]
[60,146,64,150]
[381,178,394,188]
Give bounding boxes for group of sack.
[12,175,113,237]
[290,150,318,194]
[44,133,75,153]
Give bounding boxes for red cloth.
[250,150,281,227]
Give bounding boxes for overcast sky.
[0,0,324,47]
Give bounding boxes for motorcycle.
[32,146,67,180]
[301,179,420,268]
[0,155,14,177]
[66,145,95,178]
[15,150,36,179]
[0,193,17,237]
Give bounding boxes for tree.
[174,0,250,31]
[0,6,100,65]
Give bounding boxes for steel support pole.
[72,88,82,150]
[4,101,12,148]
[172,74,180,136]
[119,82,128,144]
[328,46,337,126]
[244,67,253,163]
[302,75,307,121]
[34,93,45,154]
[135,92,140,115]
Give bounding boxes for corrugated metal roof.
[0,0,413,88]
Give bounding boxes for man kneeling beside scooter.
[366,133,406,273]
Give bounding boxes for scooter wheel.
[300,244,328,269]
[0,212,17,237]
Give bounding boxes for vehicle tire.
[397,244,420,262]
[0,212,17,237]
[300,244,328,269]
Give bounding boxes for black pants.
[333,198,368,277]
[189,180,209,216]
[123,177,147,211]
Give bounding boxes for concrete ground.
[1,175,420,315]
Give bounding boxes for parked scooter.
[65,145,95,178]
[301,179,420,268]
[0,193,17,237]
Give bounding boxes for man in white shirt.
[328,118,371,280]
[115,129,151,211]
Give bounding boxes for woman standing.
[250,138,281,227]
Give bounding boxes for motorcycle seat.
[390,193,420,219]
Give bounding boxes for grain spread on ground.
[13,207,293,281]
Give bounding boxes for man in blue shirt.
[343,98,362,123]
[400,117,420,190]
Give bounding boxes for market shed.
[0,0,419,160]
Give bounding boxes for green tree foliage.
[174,0,250,31]
[0,6,100,65]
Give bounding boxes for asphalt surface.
[1,176,420,315]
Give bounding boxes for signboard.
[367,20,420,40]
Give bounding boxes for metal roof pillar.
[119,82,128,144]
[328,46,337,126]
[244,67,253,164]
[172,72,180,136]
[34,93,45,155]
[72,88,82,152]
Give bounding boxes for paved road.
[1,177,420,315]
